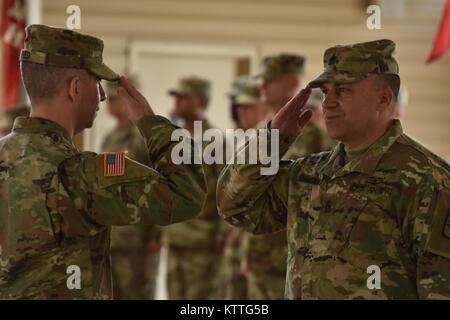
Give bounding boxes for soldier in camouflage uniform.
[241,54,334,300]
[0,104,30,137]
[101,80,162,299]
[217,39,450,299]
[230,76,271,131]
[0,25,205,299]
[221,76,272,300]
[164,77,225,299]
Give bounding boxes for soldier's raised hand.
[117,76,155,124]
[270,86,312,136]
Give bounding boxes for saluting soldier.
[217,39,450,299]
[0,25,205,299]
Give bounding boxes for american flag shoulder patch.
[104,152,126,177]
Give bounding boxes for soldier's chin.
[325,125,344,141]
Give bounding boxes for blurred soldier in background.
[394,87,408,120]
[230,76,271,130]
[101,79,162,300]
[0,104,30,137]
[258,53,335,159]
[164,76,225,299]
[241,53,334,299]
[221,76,271,300]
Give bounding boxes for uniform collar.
[12,116,73,145]
[319,119,404,180]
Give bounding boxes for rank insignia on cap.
[104,152,125,177]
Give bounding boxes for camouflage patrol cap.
[256,53,305,79]
[168,76,211,98]
[104,75,140,98]
[309,39,399,88]
[0,105,30,130]
[228,76,261,105]
[20,24,119,81]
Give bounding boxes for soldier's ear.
[68,76,80,103]
[377,86,393,113]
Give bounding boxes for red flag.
[1,0,26,108]
[427,0,450,63]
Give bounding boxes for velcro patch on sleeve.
[104,152,125,177]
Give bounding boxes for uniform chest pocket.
[306,190,369,256]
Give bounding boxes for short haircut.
[372,74,401,103]
[21,61,91,104]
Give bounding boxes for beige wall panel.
[41,0,449,158]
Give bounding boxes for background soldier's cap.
[0,105,30,130]
[255,53,305,79]
[104,75,140,98]
[305,88,324,109]
[309,39,399,88]
[168,76,211,98]
[20,24,119,81]
[228,76,261,105]
[396,86,408,110]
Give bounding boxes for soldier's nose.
[322,91,338,110]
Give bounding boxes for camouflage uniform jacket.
[0,115,205,299]
[244,121,334,273]
[165,120,225,249]
[101,124,161,249]
[218,119,450,299]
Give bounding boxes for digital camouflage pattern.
[243,120,334,299]
[20,24,119,81]
[220,226,248,300]
[165,119,226,300]
[218,119,450,299]
[101,124,162,300]
[309,39,398,88]
[255,53,305,80]
[0,115,205,299]
[168,76,211,98]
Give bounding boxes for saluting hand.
[270,86,313,136]
[117,76,155,125]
